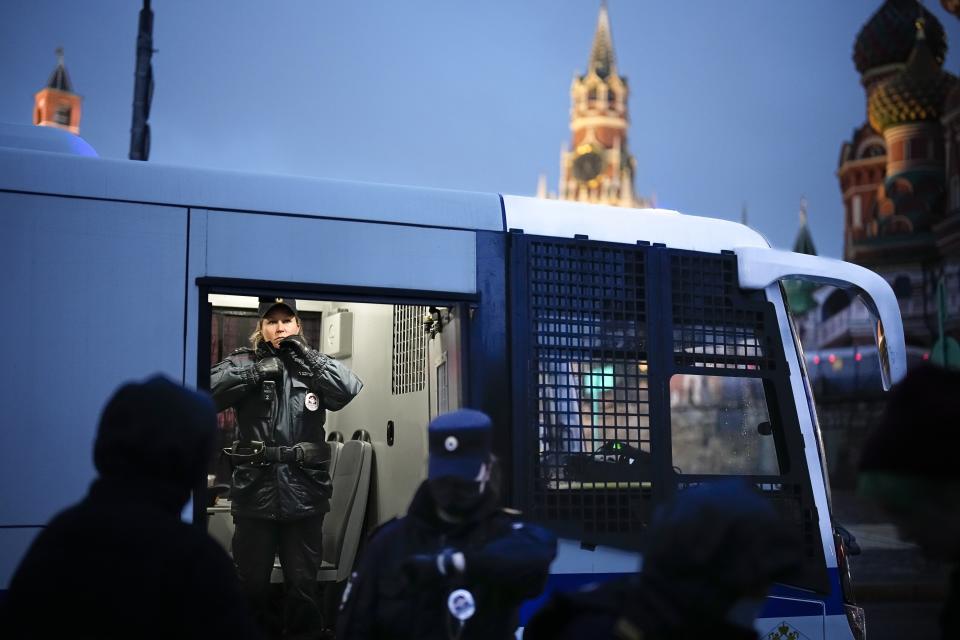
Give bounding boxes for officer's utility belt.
[223,441,328,465]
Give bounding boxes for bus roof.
[1,125,769,251]
[502,195,771,252]
[0,128,502,232]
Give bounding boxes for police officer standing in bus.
[336,409,557,640]
[212,297,363,639]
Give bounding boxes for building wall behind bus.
[0,193,189,588]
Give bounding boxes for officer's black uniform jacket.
[211,342,363,521]
[336,482,557,639]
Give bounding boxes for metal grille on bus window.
[391,305,429,395]
[528,239,652,536]
[670,252,775,370]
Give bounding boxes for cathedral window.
[852,195,862,228]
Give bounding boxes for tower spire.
[792,197,817,256]
[588,1,616,79]
[46,46,73,92]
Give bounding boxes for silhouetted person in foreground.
[525,480,802,640]
[858,364,960,640]
[3,375,261,640]
[337,409,557,639]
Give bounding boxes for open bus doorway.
[203,294,467,562]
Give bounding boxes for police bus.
[0,123,904,639]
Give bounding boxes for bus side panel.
[0,193,188,586]
[198,209,478,293]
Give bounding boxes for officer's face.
[261,308,300,348]
[428,476,486,516]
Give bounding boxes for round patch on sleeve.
[305,392,320,412]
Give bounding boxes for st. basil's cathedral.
[830,0,960,354]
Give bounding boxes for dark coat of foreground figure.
[525,480,802,640]
[3,375,260,640]
[858,364,960,640]
[337,409,557,640]
[336,483,556,640]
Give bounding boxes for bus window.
[538,359,651,483]
[669,374,780,476]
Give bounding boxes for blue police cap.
[428,409,492,480]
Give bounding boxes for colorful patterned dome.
[854,0,947,75]
[868,25,957,132]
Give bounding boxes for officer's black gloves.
[401,549,465,585]
[279,334,317,371]
[280,334,312,357]
[252,356,283,385]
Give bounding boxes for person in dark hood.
[211,296,363,639]
[524,479,803,640]
[858,364,960,640]
[336,409,557,639]
[2,375,260,640]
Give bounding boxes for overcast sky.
[2,1,958,258]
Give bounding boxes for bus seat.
[317,438,373,583]
[327,440,344,479]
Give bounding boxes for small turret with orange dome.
[33,47,82,135]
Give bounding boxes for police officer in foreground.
[212,297,363,639]
[525,480,802,640]
[336,409,558,639]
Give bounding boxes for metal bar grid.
[391,304,429,395]
[670,252,776,371]
[527,239,652,536]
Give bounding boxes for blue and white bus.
[0,123,906,638]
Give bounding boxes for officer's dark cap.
[428,409,492,480]
[258,296,297,319]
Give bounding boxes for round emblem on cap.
[444,436,458,452]
[305,393,320,412]
[447,589,476,621]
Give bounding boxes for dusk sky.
[2,1,958,259]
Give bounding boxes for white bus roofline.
[735,246,907,390]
